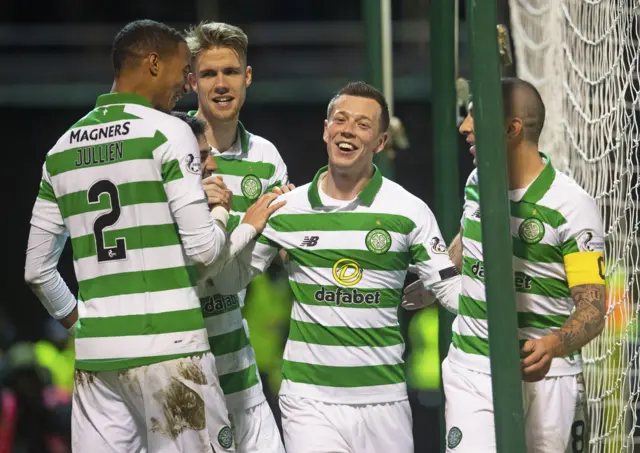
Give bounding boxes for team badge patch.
[519,218,545,244]
[183,153,201,175]
[447,426,463,449]
[241,174,262,200]
[365,228,392,254]
[217,425,233,449]
[429,237,447,254]
[576,230,605,252]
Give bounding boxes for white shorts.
[279,395,413,453]
[442,358,587,453]
[229,400,285,453]
[72,354,236,453]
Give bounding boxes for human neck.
[111,76,154,105]
[196,108,239,152]
[507,142,545,190]
[322,163,374,201]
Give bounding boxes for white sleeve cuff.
[211,205,230,230]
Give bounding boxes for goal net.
[508,1,639,452]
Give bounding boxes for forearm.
[212,246,263,294]
[199,223,257,281]
[430,275,461,314]
[448,231,463,273]
[173,199,228,266]
[550,284,606,357]
[24,225,77,321]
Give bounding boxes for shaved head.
[501,77,545,144]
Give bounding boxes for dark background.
[0,1,516,451]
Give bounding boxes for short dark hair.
[112,19,186,74]
[171,111,207,137]
[501,77,546,144]
[327,81,390,132]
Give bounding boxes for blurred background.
[1,1,482,452]
[2,1,639,452]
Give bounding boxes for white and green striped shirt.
[450,154,605,376]
[188,112,289,409]
[215,166,458,404]
[31,93,217,371]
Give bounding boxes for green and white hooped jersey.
[188,111,289,409]
[249,166,458,404]
[450,154,605,376]
[31,93,212,371]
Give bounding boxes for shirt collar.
[519,152,556,204]
[308,165,383,208]
[95,92,153,108]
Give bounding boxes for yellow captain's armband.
[564,251,605,287]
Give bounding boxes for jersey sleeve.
[158,123,207,212]
[30,162,66,236]
[409,202,459,287]
[461,169,479,228]
[266,149,289,191]
[559,192,605,287]
[211,231,279,295]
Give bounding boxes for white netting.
[509,1,640,452]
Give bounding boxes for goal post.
[508,1,640,452]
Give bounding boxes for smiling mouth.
[213,96,234,104]
[336,141,357,152]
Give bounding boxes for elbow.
[184,225,226,266]
[24,265,44,288]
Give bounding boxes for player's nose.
[459,114,473,136]
[214,85,230,95]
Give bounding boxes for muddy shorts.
[71,353,235,452]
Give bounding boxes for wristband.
[211,205,229,230]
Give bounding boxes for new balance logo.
[300,236,319,247]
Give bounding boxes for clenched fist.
[202,175,233,212]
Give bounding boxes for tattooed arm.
[520,283,606,382]
[549,283,606,356]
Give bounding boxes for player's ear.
[147,52,160,77]
[245,65,252,88]
[507,118,523,139]
[323,119,329,144]
[188,72,198,91]
[375,132,389,154]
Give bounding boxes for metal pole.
[466,1,527,452]
[380,0,393,117]
[362,0,394,180]
[429,1,460,452]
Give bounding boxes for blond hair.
[185,21,248,66]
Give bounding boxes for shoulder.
[248,133,286,165]
[128,105,195,145]
[465,168,479,187]
[547,169,597,213]
[269,182,313,215]
[375,178,435,223]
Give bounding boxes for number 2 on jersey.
[88,180,127,262]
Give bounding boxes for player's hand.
[203,175,232,211]
[241,193,286,234]
[520,335,557,382]
[279,248,290,265]
[401,279,437,310]
[272,183,295,195]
